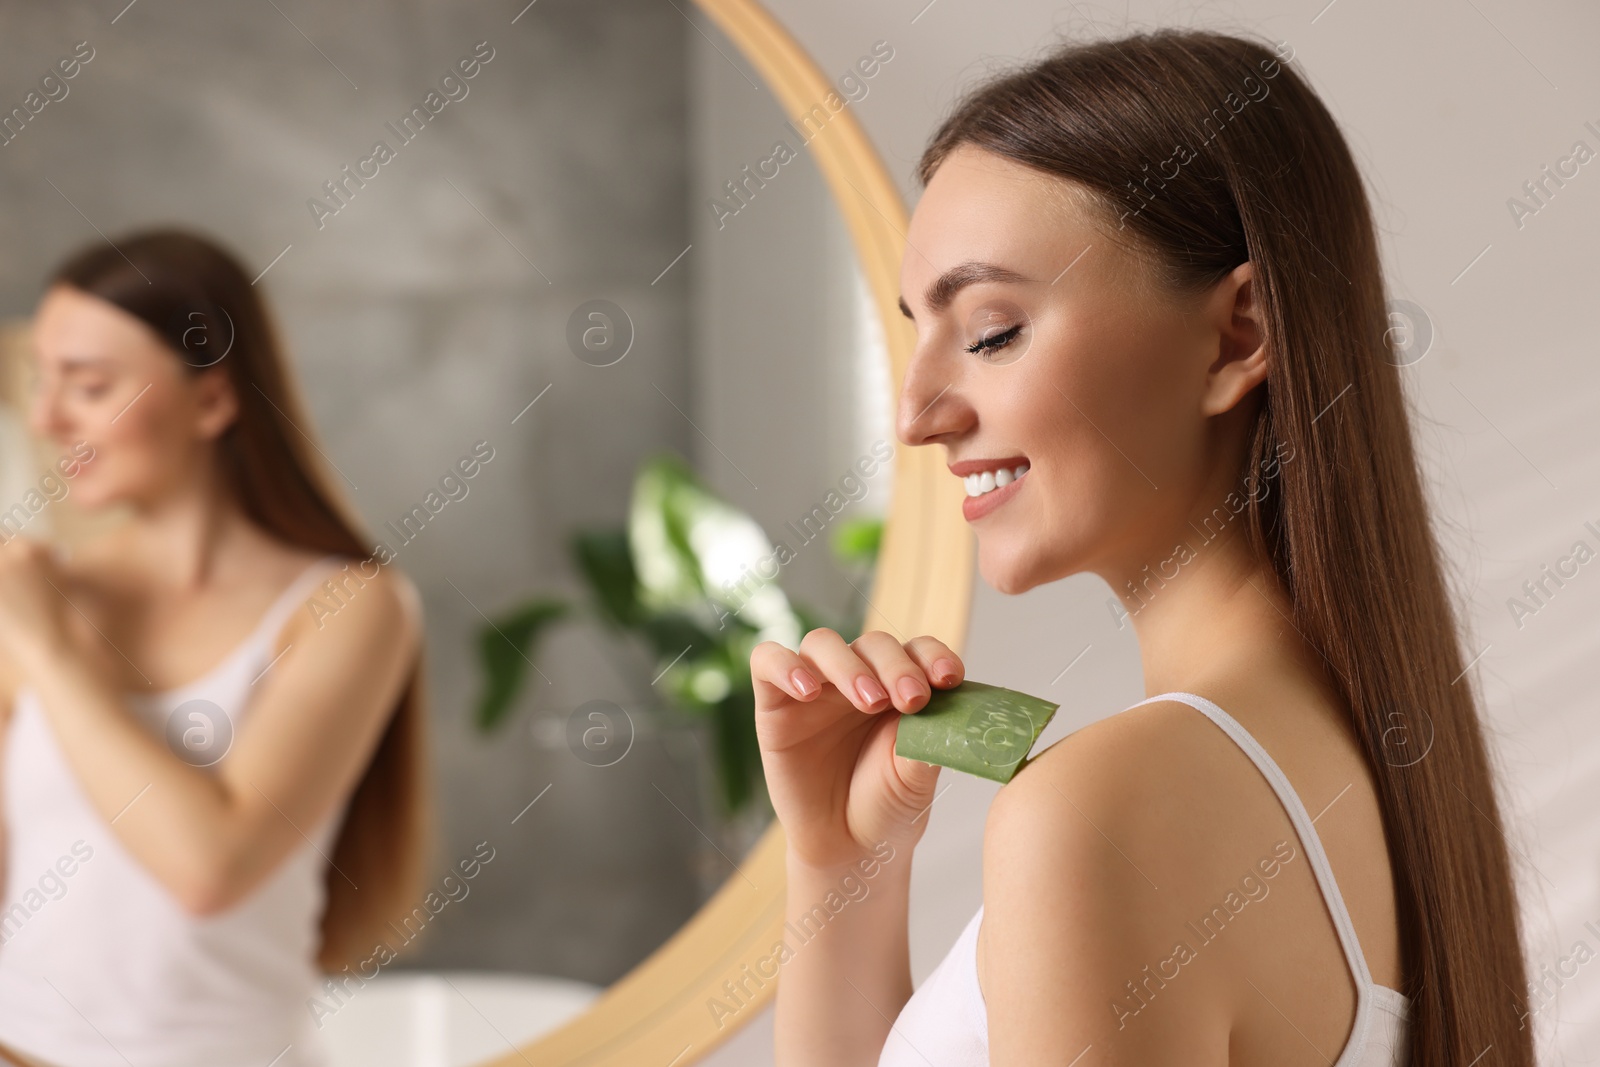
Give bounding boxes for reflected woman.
[752,29,1533,1067]
[0,229,429,1067]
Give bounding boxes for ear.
[192,366,240,441]
[1199,261,1268,417]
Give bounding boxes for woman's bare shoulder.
[281,555,422,654]
[998,660,1362,805]
[985,675,1362,886]
[984,695,1262,882]
[976,698,1260,1050]
[985,681,1350,927]
[978,671,1388,1024]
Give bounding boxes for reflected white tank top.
[879,690,1410,1067]
[0,554,351,1067]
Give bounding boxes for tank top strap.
[244,552,350,654]
[1127,690,1376,989]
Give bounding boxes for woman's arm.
[778,845,915,1066]
[3,546,421,915]
[750,629,958,1066]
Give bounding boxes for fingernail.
[933,658,959,684]
[856,676,890,709]
[898,676,925,705]
[789,668,819,697]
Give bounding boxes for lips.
[948,455,1028,478]
[959,462,1029,522]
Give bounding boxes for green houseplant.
[472,451,882,817]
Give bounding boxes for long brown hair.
[917,30,1532,1065]
[49,228,431,971]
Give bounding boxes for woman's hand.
[0,538,73,674]
[751,628,965,870]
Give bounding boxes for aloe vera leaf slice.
[893,680,1060,784]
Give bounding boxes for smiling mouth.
[962,462,1029,499]
[950,457,1032,523]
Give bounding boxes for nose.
[895,347,967,449]
[27,377,69,440]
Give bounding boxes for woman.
[0,230,430,1067]
[751,29,1533,1067]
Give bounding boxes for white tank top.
[879,690,1411,1067]
[0,553,352,1067]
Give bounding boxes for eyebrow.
[898,261,1031,320]
[58,356,117,372]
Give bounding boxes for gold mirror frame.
[481,1,975,1063]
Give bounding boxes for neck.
[1101,402,1324,699]
[1118,524,1301,697]
[117,462,255,589]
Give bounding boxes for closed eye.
[965,323,1022,357]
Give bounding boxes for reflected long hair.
[49,228,431,971]
[916,30,1532,1065]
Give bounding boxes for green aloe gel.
[894,679,1061,783]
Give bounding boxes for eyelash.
[965,323,1022,358]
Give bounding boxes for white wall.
[704,1,1600,1063]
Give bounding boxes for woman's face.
[28,283,237,511]
[896,144,1263,596]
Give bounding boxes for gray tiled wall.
[0,0,710,985]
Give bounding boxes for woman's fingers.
[750,640,822,703]
[903,635,964,689]
[756,629,965,715]
[797,627,894,713]
[850,630,933,713]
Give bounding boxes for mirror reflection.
[0,3,893,1064]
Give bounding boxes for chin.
[68,473,129,512]
[977,546,1041,596]
[978,531,1084,595]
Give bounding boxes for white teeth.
[964,463,1029,498]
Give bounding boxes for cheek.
[1017,326,1156,493]
[93,385,191,462]
[1030,395,1135,545]
[1010,318,1196,559]
[1056,313,1202,487]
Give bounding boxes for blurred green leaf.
[630,452,803,648]
[470,450,845,816]
[636,613,717,663]
[792,598,861,645]
[474,599,571,732]
[711,688,759,812]
[572,528,641,629]
[831,516,883,564]
[629,453,710,612]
